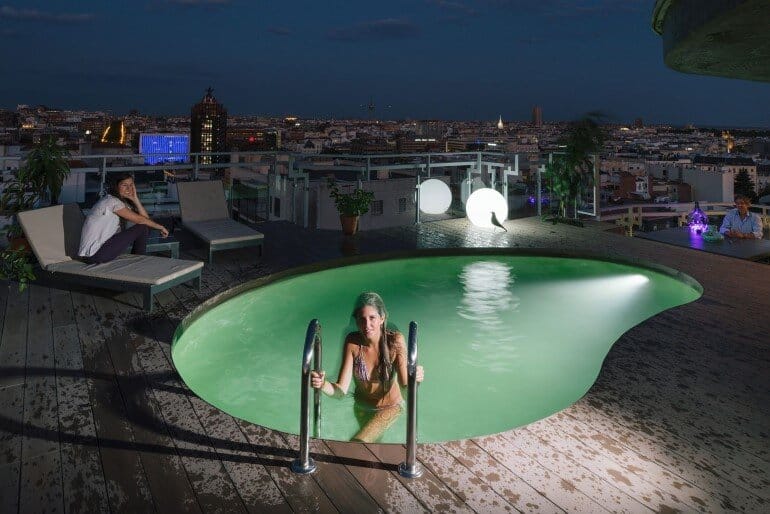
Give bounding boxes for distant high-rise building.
[190,87,227,164]
[139,133,190,165]
[531,106,542,127]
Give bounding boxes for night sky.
[1,1,768,127]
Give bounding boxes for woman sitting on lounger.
[78,173,169,264]
[310,292,424,443]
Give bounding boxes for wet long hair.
[352,292,395,384]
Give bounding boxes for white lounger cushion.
[18,204,84,269]
[184,219,265,245]
[48,255,203,286]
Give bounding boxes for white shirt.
[78,195,126,257]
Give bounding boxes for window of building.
[398,197,407,213]
[371,200,383,216]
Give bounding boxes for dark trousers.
[85,224,149,264]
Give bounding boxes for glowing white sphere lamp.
[419,179,452,214]
[466,188,508,228]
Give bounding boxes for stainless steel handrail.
[398,321,423,478]
[290,319,322,474]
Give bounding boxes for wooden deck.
[1,217,768,513]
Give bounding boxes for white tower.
[497,115,504,130]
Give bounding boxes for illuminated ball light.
[465,188,508,228]
[419,179,452,215]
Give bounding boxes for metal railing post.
[398,321,423,478]
[291,319,322,474]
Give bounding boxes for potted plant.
[327,177,375,235]
[0,248,35,292]
[0,137,71,248]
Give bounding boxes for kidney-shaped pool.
[172,249,702,443]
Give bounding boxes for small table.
[146,234,180,259]
[636,227,770,261]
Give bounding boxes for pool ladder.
[291,319,423,479]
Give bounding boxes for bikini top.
[353,344,372,382]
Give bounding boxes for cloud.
[327,18,420,42]
[267,26,291,36]
[0,5,95,22]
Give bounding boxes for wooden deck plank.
[364,443,475,513]
[50,289,75,328]
[0,284,8,342]
[20,285,63,512]
[502,428,657,513]
[99,303,248,514]
[0,287,28,514]
[302,437,383,513]
[70,292,155,513]
[130,310,293,514]
[91,296,208,513]
[522,417,704,513]
[417,443,520,513]
[0,386,23,514]
[606,339,770,424]
[442,438,565,514]
[325,440,428,513]
[236,420,340,514]
[472,433,614,513]
[53,320,111,514]
[588,367,770,489]
[599,357,770,468]
[581,383,770,500]
[0,287,28,389]
[562,402,763,512]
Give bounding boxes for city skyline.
[1,1,768,128]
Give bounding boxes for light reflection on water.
[457,261,522,372]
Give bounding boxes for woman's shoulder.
[95,194,125,210]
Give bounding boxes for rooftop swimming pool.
[172,250,702,443]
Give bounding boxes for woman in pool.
[310,292,424,443]
[78,173,169,264]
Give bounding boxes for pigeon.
[491,211,507,232]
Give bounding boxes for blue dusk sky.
[0,0,768,127]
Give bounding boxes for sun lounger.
[17,204,203,313]
[176,180,264,263]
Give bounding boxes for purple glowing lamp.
[688,201,709,234]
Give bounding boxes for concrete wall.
[681,168,733,202]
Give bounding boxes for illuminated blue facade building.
[139,133,190,165]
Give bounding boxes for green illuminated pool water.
[171,252,701,443]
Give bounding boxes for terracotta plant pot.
[340,215,359,235]
[7,235,30,253]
